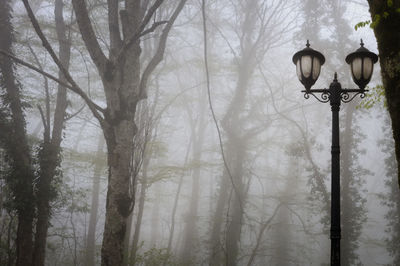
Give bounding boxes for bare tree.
[17,0,187,264]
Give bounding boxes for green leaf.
[383,11,389,18]
[354,20,370,31]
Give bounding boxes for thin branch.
[201,0,244,213]
[71,0,108,73]
[0,50,71,89]
[64,104,86,122]
[37,104,48,139]
[118,0,165,60]
[246,203,282,266]
[21,0,105,124]
[107,0,122,51]
[257,62,330,210]
[139,20,168,38]
[0,50,105,116]
[26,42,51,132]
[138,0,187,99]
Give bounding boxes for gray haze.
[0,0,398,266]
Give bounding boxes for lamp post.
[292,40,378,266]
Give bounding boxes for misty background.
[0,0,398,265]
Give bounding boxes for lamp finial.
[334,72,338,81]
[306,40,310,48]
[360,39,364,47]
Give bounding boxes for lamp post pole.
[329,75,341,266]
[302,74,369,266]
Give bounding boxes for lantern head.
[345,39,378,90]
[292,40,325,92]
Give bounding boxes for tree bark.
[0,2,35,265]
[130,154,150,263]
[367,0,400,188]
[32,0,71,264]
[85,134,106,266]
[209,168,231,266]
[180,91,207,264]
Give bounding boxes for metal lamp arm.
[302,88,368,104]
[302,89,330,103]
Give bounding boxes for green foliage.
[354,20,371,31]
[133,247,179,266]
[355,1,400,30]
[357,85,386,109]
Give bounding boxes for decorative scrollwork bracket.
[340,89,367,103]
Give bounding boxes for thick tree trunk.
[367,0,400,188]
[0,2,35,265]
[101,118,137,266]
[85,134,105,266]
[99,14,141,265]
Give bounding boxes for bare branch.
[0,50,105,117]
[64,104,86,122]
[107,0,122,52]
[71,0,108,73]
[139,20,168,38]
[120,0,164,56]
[37,104,48,138]
[26,42,51,132]
[246,203,282,266]
[21,0,105,124]
[139,0,187,99]
[0,50,70,89]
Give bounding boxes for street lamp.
[292,39,378,266]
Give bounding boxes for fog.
[0,0,398,266]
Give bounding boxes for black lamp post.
[292,40,378,266]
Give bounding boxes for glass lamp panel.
[363,57,373,80]
[312,57,321,80]
[301,55,312,78]
[351,57,362,81]
[296,60,302,81]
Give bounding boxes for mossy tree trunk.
[32,1,71,265]
[367,0,400,188]
[0,2,35,265]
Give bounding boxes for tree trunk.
[209,168,230,266]
[98,12,141,265]
[130,155,150,263]
[101,118,138,266]
[180,92,207,264]
[33,0,70,264]
[225,144,246,266]
[0,2,35,265]
[85,134,105,266]
[367,0,400,188]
